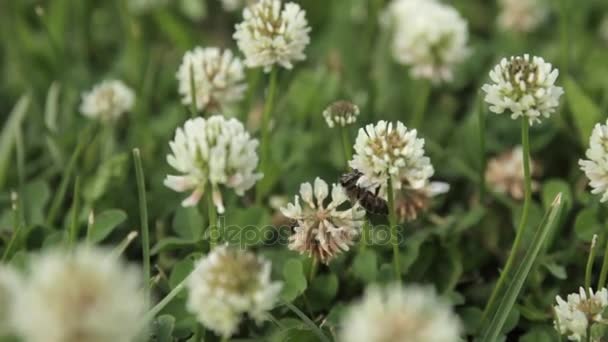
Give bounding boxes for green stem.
[308,257,318,284]
[597,234,608,289]
[340,126,352,167]
[477,95,486,202]
[207,189,218,248]
[411,81,431,129]
[360,220,370,250]
[586,324,592,342]
[387,179,400,281]
[482,119,532,323]
[189,63,199,117]
[142,276,188,324]
[585,235,598,295]
[133,149,151,305]
[2,193,21,262]
[282,301,331,342]
[256,68,278,204]
[68,176,81,247]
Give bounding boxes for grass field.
[2,0,608,341]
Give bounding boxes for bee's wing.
[426,182,450,196]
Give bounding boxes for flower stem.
[133,148,151,305]
[387,178,400,281]
[597,234,608,289]
[340,126,352,167]
[308,257,318,284]
[2,193,21,262]
[189,63,198,117]
[482,119,532,323]
[585,235,598,295]
[477,95,486,202]
[142,275,189,324]
[207,189,218,249]
[360,220,370,250]
[256,68,278,205]
[411,80,431,129]
[282,301,331,342]
[68,176,81,247]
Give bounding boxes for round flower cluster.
[186,245,282,338]
[498,0,549,33]
[579,120,608,202]
[80,80,135,122]
[349,120,434,198]
[482,54,564,125]
[176,47,247,112]
[164,115,262,213]
[234,0,311,71]
[280,177,365,264]
[322,100,360,128]
[386,0,469,83]
[10,246,146,342]
[395,181,449,222]
[340,283,462,342]
[554,287,608,341]
[485,145,540,200]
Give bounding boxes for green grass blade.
[0,95,30,190]
[133,148,151,305]
[479,193,564,342]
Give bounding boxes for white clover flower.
[80,80,135,122]
[322,100,360,128]
[498,0,549,33]
[0,266,19,335]
[280,177,365,264]
[164,115,262,213]
[176,47,247,112]
[554,287,608,341]
[579,120,608,202]
[482,54,564,125]
[340,283,462,342]
[11,246,146,342]
[233,0,311,72]
[486,146,540,200]
[349,120,434,198]
[186,245,282,338]
[386,0,469,83]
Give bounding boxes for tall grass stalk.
[133,148,151,304]
[482,119,532,323]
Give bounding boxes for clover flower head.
[579,120,608,202]
[186,245,282,338]
[233,0,311,72]
[176,47,247,112]
[395,181,449,222]
[340,283,462,342]
[554,287,608,341]
[386,0,470,83]
[80,80,135,122]
[482,54,564,125]
[498,0,549,33]
[281,177,365,264]
[323,100,360,128]
[11,246,146,342]
[349,120,434,198]
[164,116,262,213]
[486,145,540,200]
